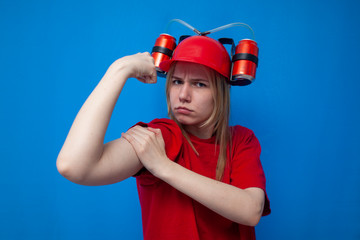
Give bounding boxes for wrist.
[152,157,177,181]
[111,57,134,78]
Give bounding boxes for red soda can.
[231,39,259,86]
[151,34,177,75]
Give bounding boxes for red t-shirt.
[134,118,270,240]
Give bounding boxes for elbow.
[246,211,262,227]
[237,211,262,227]
[56,155,87,184]
[237,188,266,227]
[247,204,264,227]
[56,156,71,178]
[236,202,264,227]
[56,156,73,179]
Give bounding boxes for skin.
[169,62,215,139]
[57,52,265,227]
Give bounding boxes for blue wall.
[1,0,359,239]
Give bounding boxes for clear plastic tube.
[165,19,201,35]
[165,19,255,40]
[201,23,255,40]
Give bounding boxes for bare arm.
[122,126,265,226]
[56,53,157,186]
[159,162,265,226]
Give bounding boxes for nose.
[179,82,191,103]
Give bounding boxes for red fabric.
[134,118,270,240]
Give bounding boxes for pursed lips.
[175,106,193,114]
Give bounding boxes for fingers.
[137,68,157,84]
[122,126,157,146]
[137,74,157,84]
[134,52,157,84]
[121,126,166,171]
[113,52,156,83]
[147,127,165,145]
[146,127,160,135]
[122,126,165,149]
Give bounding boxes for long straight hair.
[165,63,231,181]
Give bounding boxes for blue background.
[1,0,359,239]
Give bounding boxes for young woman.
[57,36,270,240]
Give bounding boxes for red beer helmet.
[159,36,231,79]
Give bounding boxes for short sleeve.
[133,118,183,161]
[230,126,271,216]
[131,118,184,181]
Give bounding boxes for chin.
[174,115,205,128]
[173,115,194,125]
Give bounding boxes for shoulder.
[136,118,182,137]
[229,125,261,157]
[149,118,180,130]
[134,118,183,161]
[230,125,260,146]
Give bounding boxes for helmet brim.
[159,58,230,79]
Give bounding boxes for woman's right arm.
[56,52,157,186]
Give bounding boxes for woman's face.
[169,62,215,130]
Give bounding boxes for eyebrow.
[172,75,209,82]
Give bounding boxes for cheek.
[206,93,215,115]
[169,89,177,106]
[206,99,215,114]
[201,93,215,109]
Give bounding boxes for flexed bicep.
[77,137,143,186]
[56,53,158,186]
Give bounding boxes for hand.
[121,126,169,176]
[110,52,157,84]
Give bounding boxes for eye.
[194,82,207,88]
[172,79,183,85]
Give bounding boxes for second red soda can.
[151,34,177,75]
[231,39,259,86]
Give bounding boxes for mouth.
[174,106,193,115]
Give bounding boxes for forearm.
[57,60,130,179]
[121,125,264,225]
[156,160,265,226]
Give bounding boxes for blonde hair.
[165,63,231,181]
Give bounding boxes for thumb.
[137,68,157,84]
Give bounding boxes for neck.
[184,123,214,139]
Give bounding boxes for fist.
[112,52,157,84]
